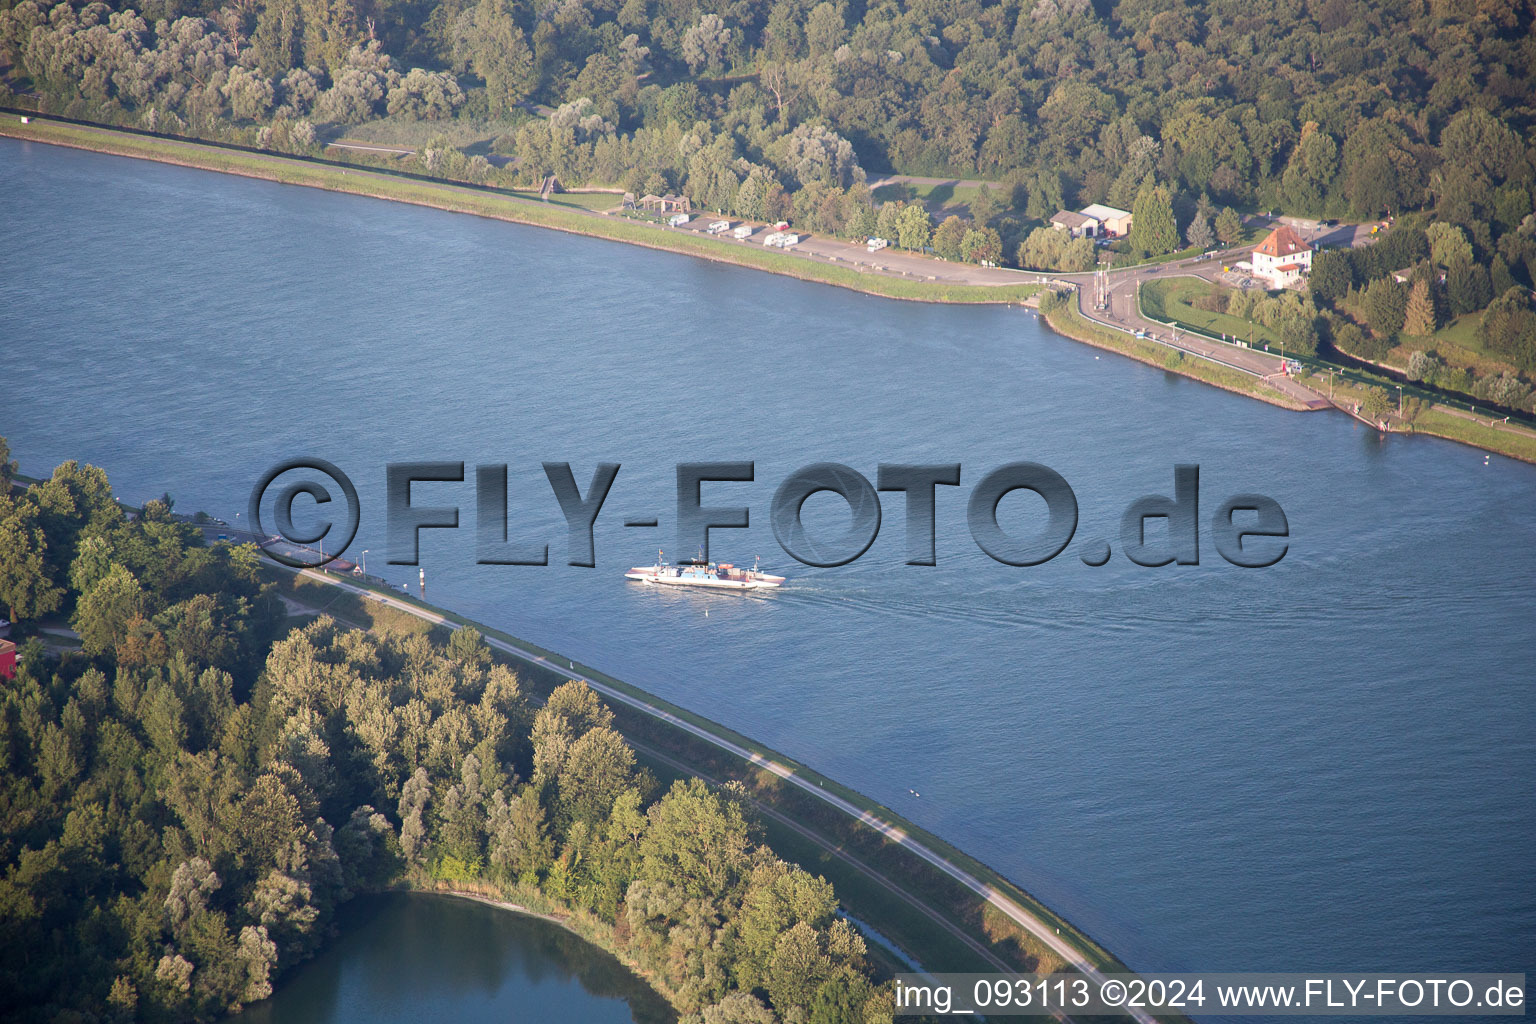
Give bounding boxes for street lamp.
[1397,384,1403,415]
[360,550,369,575]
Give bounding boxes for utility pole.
[1397,384,1404,415]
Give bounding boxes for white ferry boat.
[625,552,786,590]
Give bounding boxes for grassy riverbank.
[1043,301,1308,411]
[1298,369,1536,462]
[0,113,1041,306]
[1407,408,1536,462]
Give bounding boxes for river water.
[240,892,675,1023]
[4,139,1533,996]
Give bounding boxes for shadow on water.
[242,892,676,1024]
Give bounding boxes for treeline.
[9,0,1533,212]
[0,452,891,1023]
[4,0,1535,268]
[1306,220,1536,411]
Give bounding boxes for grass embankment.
[1407,407,1536,461]
[1293,369,1536,462]
[1383,312,1529,389]
[1141,277,1282,347]
[1,113,1042,306]
[261,566,1139,995]
[1043,301,1306,410]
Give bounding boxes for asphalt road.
[1051,252,1331,408]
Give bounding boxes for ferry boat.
[625,552,786,590]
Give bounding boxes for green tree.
[1407,350,1442,383]
[252,0,302,75]
[969,184,1001,226]
[74,563,149,656]
[1023,169,1065,221]
[557,726,636,829]
[699,992,777,1023]
[1215,207,1243,246]
[0,435,16,488]
[1309,250,1354,304]
[766,921,833,1015]
[1446,258,1491,316]
[804,3,845,56]
[681,13,731,74]
[1362,277,1408,338]
[31,460,121,577]
[933,215,967,260]
[1129,180,1178,257]
[639,778,752,903]
[895,203,932,252]
[961,227,1004,265]
[300,0,358,74]
[0,494,64,623]
[463,0,534,115]
[1186,214,1214,250]
[1478,288,1536,372]
[1361,386,1392,422]
[1279,314,1318,357]
[1426,222,1474,268]
[1018,226,1066,269]
[1280,122,1339,214]
[1403,278,1437,336]
[485,786,553,881]
[874,202,902,243]
[1491,254,1517,296]
[1061,235,1097,271]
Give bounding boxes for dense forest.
[0,448,892,1023]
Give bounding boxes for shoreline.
[360,886,684,1017]
[8,112,1533,467]
[256,561,1153,998]
[0,113,1042,305]
[1043,302,1312,411]
[12,112,1533,464]
[0,113,1317,408]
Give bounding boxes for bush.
[1362,277,1408,338]
[1194,292,1227,313]
[1279,314,1318,356]
[1406,350,1443,383]
[1038,289,1069,314]
[1332,319,1392,361]
[1478,287,1536,372]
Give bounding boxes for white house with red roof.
[1251,224,1313,288]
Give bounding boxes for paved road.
[664,213,1027,287]
[325,140,414,155]
[248,553,1150,1018]
[867,173,1001,192]
[1051,253,1331,408]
